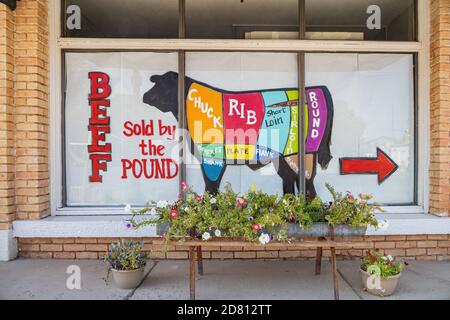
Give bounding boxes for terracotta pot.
[111,268,145,289]
[361,269,401,297]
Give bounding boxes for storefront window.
[62,0,179,38]
[64,52,180,206]
[57,0,421,212]
[306,53,415,204]
[306,0,416,41]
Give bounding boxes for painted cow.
[143,71,334,196]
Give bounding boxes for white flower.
[387,255,393,262]
[214,229,221,237]
[156,200,169,208]
[184,207,189,212]
[258,233,271,245]
[150,208,157,215]
[124,204,131,214]
[377,220,389,230]
[381,256,388,261]
[210,198,217,204]
[202,232,211,241]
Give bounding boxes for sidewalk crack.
[337,267,363,300]
[123,260,159,300]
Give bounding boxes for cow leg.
[306,178,317,198]
[306,154,318,197]
[201,162,226,194]
[275,157,298,195]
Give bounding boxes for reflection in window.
[186,0,299,39]
[306,0,416,41]
[63,0,179,38]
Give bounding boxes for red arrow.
[339,148,399,184]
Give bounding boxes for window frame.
[49,0,429,215]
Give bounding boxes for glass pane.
[306,0,416,41]
[306,53,415,204]
[64,52,179,206]
[62,0,179,38]
[186,0,299,39]
[185,52,302,195]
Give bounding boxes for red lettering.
[120,158,179,180]
[121,159,132,179]
[89,100,110,125]
[89,154,112,182]
[89,72,111,99]
[88,72,112,183]
[123,121,133,137]
[88,125,111,153]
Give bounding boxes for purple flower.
[125,221,133,229]
[270,235,274,241]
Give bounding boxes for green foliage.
[130,182,382,244]
[361,250,405,278]
[324,184,381,228]
[104,240,147,271]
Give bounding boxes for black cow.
[143,71,333,196]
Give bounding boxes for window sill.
[11,213,450,238]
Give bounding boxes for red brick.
[75,252,98,259]
[234,251,257,259]
[166,251,189,259]
[211,251,234,259]
[406,248,427,256]
[417,241,438,248]
[256,251,279,259]
[54,252,76,259]
[40,244,62,252]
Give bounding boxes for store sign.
[65,52,180,206]
[87,72,112,183]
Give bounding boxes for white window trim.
[49,0,430,216]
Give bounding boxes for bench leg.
[197,246,204,276]
[315,247,323,275]
[189,246,196,300]
[330,247,339,300]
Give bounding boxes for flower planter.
[360,269,401,297]
[111,268,145,289]
[285,222,366,237]
[157,222,366,238]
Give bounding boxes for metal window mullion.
[178,0,186,197]
[297,0,306,195]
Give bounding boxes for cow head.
[143,71,179,119]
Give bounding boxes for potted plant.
[360,250,406,297]
[323,183,381,234]
[104,240,147,289]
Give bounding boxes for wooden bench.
[155,226,369,300]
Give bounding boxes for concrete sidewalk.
[0,259,449,300]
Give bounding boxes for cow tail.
[317,86,334,170]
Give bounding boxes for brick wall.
[430,0,450,217]
[0,5,16,231]
[14,0,50,221]
[0,0,50,230]
[17,235,450,261]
